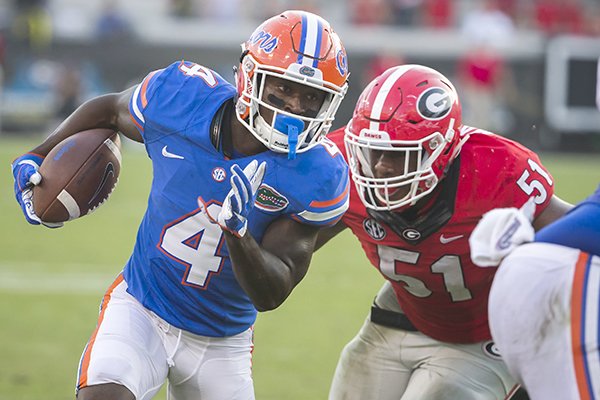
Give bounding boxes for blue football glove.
[11,153,63,228]
[201,160,267,238]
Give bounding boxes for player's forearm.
[31,95,122,156]
[532,195,573,231]
[224,232,298,312]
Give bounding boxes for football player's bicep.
[116,86,143,143]
[532,195,573,231]
[261,218,320,284]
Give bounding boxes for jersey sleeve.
[535,182,600,254]
[128,60,227,143]
[535,202,600,256]
[128,67,165,138]
[511,145,555,217]
[478,133,556,216]
[326,126,348,160]
[289,139,350,227]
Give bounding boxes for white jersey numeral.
[159,204,225,288]
[179,63,218,87]
[320,138,342,158]
[377,246,473,302]
[516,158,553,204]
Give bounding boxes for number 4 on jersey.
[158,203,225,288]
[178,62,218,87]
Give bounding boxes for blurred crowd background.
[1,0,600,150]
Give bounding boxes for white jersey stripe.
[131,84,145,123]
[369,66,413,131]
[297,198,349,222]
[583,257,600,397]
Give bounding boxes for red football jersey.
[329,125,555,343]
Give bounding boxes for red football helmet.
[235,10,349,156]
[344,65,467,211]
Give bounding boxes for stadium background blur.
[1,0,600,399]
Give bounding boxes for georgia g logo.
[482,341,502,360]
[417,87,452,121]
[402,228,421,241]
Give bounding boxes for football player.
[11,11,350,400]
[319,65,572,400]
[471,184,600,399]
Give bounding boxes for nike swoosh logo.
[89,162,115,205]
[440,234,464,244]
[162,146,185,160]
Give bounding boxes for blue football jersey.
[124,61,349,337]
[535,183,600,256]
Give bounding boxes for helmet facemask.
[344,64,463,211]
[235,53,347,159]
[345,120,456,211]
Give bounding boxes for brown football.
[33,129,122,223]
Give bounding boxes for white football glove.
[200,160,267,238]
[470,197,536,267]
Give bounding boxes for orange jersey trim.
[309,182,349,208]
[570,252,592,400]
[129,113,144,132]
[140,70,158,108]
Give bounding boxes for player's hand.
[200,160,267,238]
[11,153,63,228]
[469,198,536,267]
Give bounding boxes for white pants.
[329,282,515,400]
[489,243,600,400]
[76,275,255,400]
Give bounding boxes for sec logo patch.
[212,167,226,182]
[363,218,386,240]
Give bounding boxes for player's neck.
[211,99,267,159]
[230,116,268,157]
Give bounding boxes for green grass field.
[1,135,599,400]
